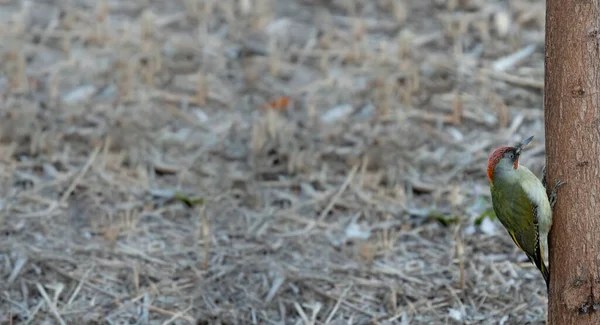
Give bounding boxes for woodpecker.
[487,135,564,289]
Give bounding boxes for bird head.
[487,135,534,183]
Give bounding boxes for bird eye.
[506,152,515,159]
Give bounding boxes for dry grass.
[0,0,550,324]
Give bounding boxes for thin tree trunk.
[545,0,600,324]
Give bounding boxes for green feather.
[490,177,549,286]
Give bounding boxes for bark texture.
[545,0,600,324]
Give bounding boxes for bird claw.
[550,179,566,209]
[542,165,565,209]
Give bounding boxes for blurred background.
[0,0,549,324]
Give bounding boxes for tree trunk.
[545,0,600,324]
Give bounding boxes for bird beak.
[515,135,534,155]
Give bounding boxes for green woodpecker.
[487,135,564,288]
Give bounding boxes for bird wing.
[491,181,548,282]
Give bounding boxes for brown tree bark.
[545,0,600,324]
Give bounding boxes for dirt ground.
[0,0,551,324]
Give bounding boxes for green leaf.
[173,191,205,208]
[429,210,460,227]
[475,208,496,226]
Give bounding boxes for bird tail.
[536,238,550,291]
[506,230,549,290]
[527,245,549,291]
[539,258,549,290]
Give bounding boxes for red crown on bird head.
[486,135,533,183]
[487,147,517,183]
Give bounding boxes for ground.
[0,0,551,324]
